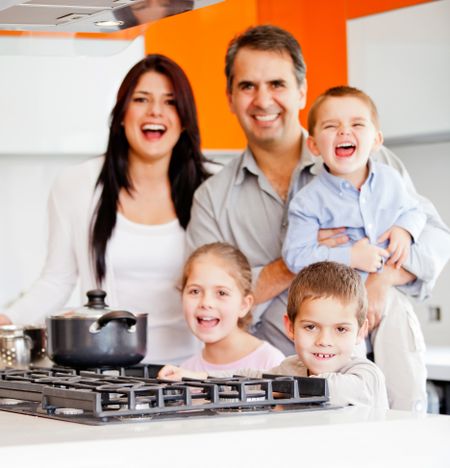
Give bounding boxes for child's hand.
[157,365,207,381]
[378,226,412,269]
[350,238,389,272]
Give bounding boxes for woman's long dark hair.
[90,54,210,284]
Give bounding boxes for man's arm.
[186,184,223,252]
[365,265,416,330]
[374,146,450,299]
[254,228,349,305]
[253,259,295,305]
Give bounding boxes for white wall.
[0,154,87,310]
[390,141,450,346]
[0,35,144,155]
[347,0,450,143]
[347,2,450,346]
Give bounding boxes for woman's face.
[123,71,182,164]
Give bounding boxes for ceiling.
[0,0,223,33]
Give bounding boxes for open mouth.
[312,353,336,360]
[196,316,220,328]
[335,142,356,157]
[141,123,167,139]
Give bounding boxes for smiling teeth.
[316,353,334,358]
[254,114,277,122]
[142,124,166,131]
[199,316,216,321]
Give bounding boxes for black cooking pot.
[46,290,147,368]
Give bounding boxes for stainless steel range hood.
[0,0,223,33]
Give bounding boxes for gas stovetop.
[0,365,331,425]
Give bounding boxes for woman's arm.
[3,171,80,325]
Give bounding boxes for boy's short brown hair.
[307,85,380,135]
[287,262,368,328]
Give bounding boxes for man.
[186,25,450,410]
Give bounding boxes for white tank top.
[107,213,200,363]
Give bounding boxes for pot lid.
[49,289,143,319]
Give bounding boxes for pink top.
[181,341,285,372]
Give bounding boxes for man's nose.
[253,86,273,108]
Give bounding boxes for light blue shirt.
[282,160,427,280]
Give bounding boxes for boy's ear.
[356,319,369,344]
[283,314,295,342]
[372,130,384,152]
[306,135,321,157]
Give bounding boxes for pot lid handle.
[84,289,108,309]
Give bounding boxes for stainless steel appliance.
[0,365,332,425]
[0,326,32,368]
[0,0,224,33]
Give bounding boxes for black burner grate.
[0,365,330,425]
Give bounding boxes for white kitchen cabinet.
[347,0,450,144]
[0,35,144,155]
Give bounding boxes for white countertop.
[0,406,449,467]
[426,346,450,381]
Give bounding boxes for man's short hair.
[287,261,368,328]
[225,24,306,93]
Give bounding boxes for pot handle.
[96,311,137,329]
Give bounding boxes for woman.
[1,54,210,363]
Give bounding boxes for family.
[1,25,449,412]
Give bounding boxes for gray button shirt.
[187,129,450,352]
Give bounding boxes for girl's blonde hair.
[181,242,253,330]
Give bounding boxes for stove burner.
[0,398,24,406]
[0,365,331,425]
[55,407,84,416]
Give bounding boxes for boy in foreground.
[159,261,389,409]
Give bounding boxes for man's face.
[227,48,306,151]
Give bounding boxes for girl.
[180,242,285,371]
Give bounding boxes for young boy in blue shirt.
[282,86,426,276]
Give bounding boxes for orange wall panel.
[144,0,258,149]
[257,0,348,126]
